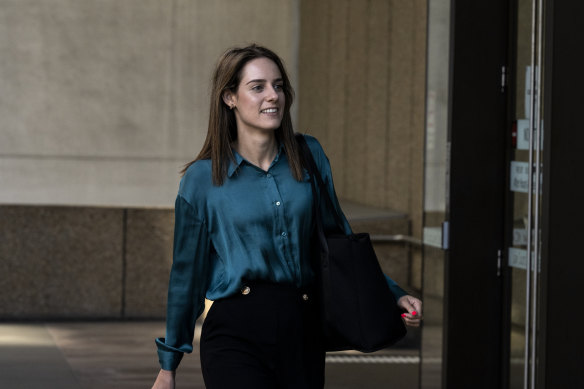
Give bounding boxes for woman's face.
[226,57,285,135]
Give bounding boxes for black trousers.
[200,282,325,389]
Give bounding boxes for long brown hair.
[181,44,303,186]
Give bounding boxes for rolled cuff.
[155,337,185,371]
[388,284,408,301]
[384,274,408,300]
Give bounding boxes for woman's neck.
[233,132,278,172]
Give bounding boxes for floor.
[0,321,421,389]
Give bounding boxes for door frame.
[539,1,584,387]
[443,1,509,387]
[445,1,584,388]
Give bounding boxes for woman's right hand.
[152,369,175,389]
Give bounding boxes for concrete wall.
[0,0,299,207]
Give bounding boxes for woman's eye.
[251,85,264,92]
[274,84,284,90]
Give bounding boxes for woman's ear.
[222,91,235,109]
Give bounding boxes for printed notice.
[423,226,442,248]
[509,247,528,270]
[524,66,539,119]
[517,119,530,150]
[510,161,529,193]
[513,228,528,246]
[516,119,544,151]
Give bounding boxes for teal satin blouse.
[155,135,407,371]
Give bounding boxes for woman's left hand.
[397,295,423,327]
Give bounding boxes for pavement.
[0,321,422,389]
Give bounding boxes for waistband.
[235,281,316,302]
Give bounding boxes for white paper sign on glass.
[517,119,530,150]
[423,226,442,248]
[509,247,528,270]
[513,228,528,246]
[524,66,539,119]
[510,161,529,193]
[516,118,544,151]
[525,66,531,119]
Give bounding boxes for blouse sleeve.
[306,135,408,300]
[155,194,211,371]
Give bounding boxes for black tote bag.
[297,134,407,352]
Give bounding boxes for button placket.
[265,169,296,278]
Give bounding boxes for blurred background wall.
[0,0,427,319]
[298,0,427,293]
[0,0,299,207]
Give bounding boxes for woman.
[152,44,422,389]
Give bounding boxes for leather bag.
[296,134,407,352]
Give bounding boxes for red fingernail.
[401,313,406,318]
[412,311,417,316]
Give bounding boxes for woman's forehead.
[240,58,282,82]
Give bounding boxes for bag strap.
[295,134,346,234]
[296,134,335,331]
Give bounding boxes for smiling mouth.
[260,108,279,114]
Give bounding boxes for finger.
[403,309,420,319]
[412,299,423,315]
[403,317,420,327]
[401,312,420,322]
[401,311,422,326]
[398,296,415,313]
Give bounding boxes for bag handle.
[296,134,336,332]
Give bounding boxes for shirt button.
[281,232,287,237]
[302,294,309,301]
[266,173,272,178]
[275,201,281,206]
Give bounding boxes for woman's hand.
[397,295,423,327]
[152,369,175,389]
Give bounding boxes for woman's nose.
[266,86,279,101]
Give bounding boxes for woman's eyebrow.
[246,78,283,85]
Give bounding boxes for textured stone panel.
[124,208,173,318]
[0,206,123,318]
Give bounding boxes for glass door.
[420,0,450,387]
[506,0,545,387]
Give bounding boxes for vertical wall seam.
[291,0,301,126]
[410,0,425,236]
[364,0,371,204]
[407,2,415,221]
[342,0,351,194]
[166,0,178,153]
[385,1,394,209]
[325,0,332,167]
[121,209,128,319]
